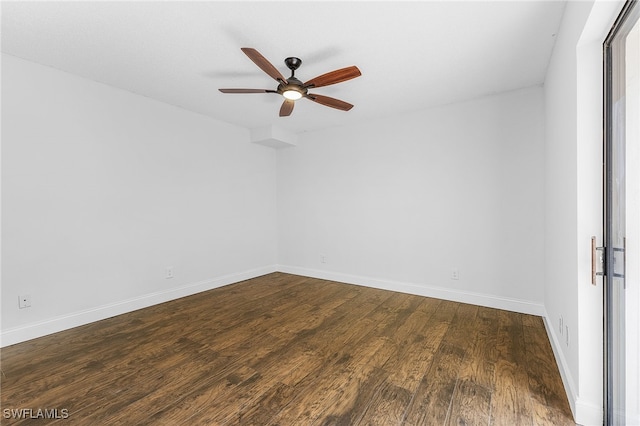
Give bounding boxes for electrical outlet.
[559,315,563,335]
[565,325,570,347]
[18,294,31,309]
[165,267,174,279]
[451,269,459,280]
[320,254,327,264]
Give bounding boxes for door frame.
[603,1,639,423]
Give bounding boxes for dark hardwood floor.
[0,272,574,425]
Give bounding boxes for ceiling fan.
[219,48,361,117]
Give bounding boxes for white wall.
[544,1,625,424]
[1,54,278,346]
[544,1,591,420]
[278,87,545,314]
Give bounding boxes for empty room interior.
[1,1,639,425]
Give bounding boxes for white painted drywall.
[544,1,625,423]
[1,54,278,345]
[544,2,593,421]
[277,87,545,313]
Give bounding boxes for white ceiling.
[1,1,566,134]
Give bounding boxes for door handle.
[592,236,605,285]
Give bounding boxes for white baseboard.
[276,265,546,316]
[575,398,604,426]
[0,265,277,348]
[542,309,603,426]
[542,311,580,420]
[2,265,542,348]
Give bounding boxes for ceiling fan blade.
[219,88,274,94]
[241,47,287,84]
[303,66,361,88]
[279,99,295,117]
[306,94,354,111]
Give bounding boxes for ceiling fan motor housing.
[279,76,307,99]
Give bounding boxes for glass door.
[604,1,639,424]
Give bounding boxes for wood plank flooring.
[0,272,574,425]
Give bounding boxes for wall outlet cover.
[18,294,32,309]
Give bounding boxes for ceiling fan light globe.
[283,89,303,100]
